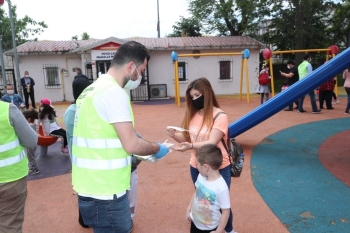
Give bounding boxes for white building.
[4,36,264,102]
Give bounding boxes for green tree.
[259,0,346,63]
[71,35,78,40]
[166,16,202,37]
[188,0,259,36]
[81,32,90,40]
[0,4,47,50]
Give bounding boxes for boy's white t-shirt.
[190,174,230,230]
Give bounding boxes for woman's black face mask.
[192,95,204,110]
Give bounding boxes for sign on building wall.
[91,50,117,60]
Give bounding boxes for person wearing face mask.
[71,41,170,233]
[297,53,322,114]
[1,84,26,109]
[20,71,37,109]
[167,77,237,233]
[280,60,299,111]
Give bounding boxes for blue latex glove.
[153,143,169,159]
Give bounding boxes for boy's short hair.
[195,144,223,170]
[286,60,295,65]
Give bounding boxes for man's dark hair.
[76,68,82,73]
[195,144,223,170]
[287,60,295,65]
[303,53,311,60]
[110,41,150,68]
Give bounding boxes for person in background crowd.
[20,71,36,109]
[1,84,25,109]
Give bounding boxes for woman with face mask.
[1,84,26,109]
[167,77,236,233]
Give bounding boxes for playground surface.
[23,94,350,233]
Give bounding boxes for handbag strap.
[213,112,234,163]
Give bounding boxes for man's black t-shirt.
[287,67,299,85]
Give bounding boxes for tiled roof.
[6,40,100,55]
[127,36,264,50]
[6,36,264,55]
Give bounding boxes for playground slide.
[229,47,350,138]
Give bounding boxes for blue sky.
[4,0,190,40]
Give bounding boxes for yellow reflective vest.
[72,74,133,195]
[0,102,28,183]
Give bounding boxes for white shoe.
[332,99,339,104]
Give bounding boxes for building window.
[43,64,61,88]
[85,63,93,83]
[219,59,233,82]
[176,60,188,84]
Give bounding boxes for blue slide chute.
[229,47,350,138]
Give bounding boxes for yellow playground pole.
[172,51,251,106]
[268,57,275,97]
[268,47,337,97]
[174,61,181,107]
[244,58,250,103]
[332,53,338,98]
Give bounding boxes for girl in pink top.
[167,77,235,233]
[343,67,350,114]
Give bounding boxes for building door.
[130,63,150,101]
[96,61,111,78]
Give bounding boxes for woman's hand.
[172,142,193,152]
[167,128,176,138]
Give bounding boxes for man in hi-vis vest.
[297,53,322,114]
[72,41,169,233]
[0,101,38,233]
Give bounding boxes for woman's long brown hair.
[181,77,220,142]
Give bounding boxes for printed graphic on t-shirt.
[189,125,209,142]
[192,182,217,225]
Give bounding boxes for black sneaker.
[298,110,306,113]
[345,111,349,114]
[29,168,40,175]
[284,108,293,111]
[312,109,322,114]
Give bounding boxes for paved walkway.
[23,94,350,233]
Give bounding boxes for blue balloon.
[171,51,178,62]
[243,49,250,59]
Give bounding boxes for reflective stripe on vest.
[73,136,122,149]
[0,149,26,168]
[0,138,20,153]
[72,154,131,170]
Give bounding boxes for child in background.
[256,64,271,105]
[38,98,69,154]
[281,82,288,92]
[23,109,40,175]
[186,144,231,233]
[1,84,25,109]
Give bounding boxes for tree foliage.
[81,32,90,40]
[259,0,349,63]
[188,0,259,36]
[166,16,202,37]
[72,32,91,40]
[0,4,47,50]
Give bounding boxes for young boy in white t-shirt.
[186,144,231,233]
